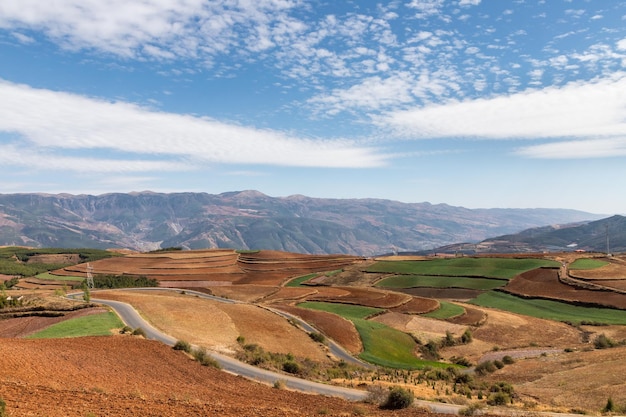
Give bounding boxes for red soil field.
[52,249,365,287]
[389,296,440,315]
[0,336,435,417]
[504,268,626,309]
[273,304,364,354]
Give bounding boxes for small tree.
[382,386,414,410]
[81,280,91,303]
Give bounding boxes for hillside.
[431,215,626,254]
[0,191,603,256]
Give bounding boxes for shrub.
[173,340,192,353]
[502,355,515,365]
[119,325,133,334]
[594,334,617,349]
[474,360,497,375]
[494,360,504,369]
[487,392,510,406]
[603,397,615,413]
[131,327,146,337]
[282,361,301,374]
[382,386,414,410]
[459,403,483,416]
[309,332,326,344]
[0,397,6,417]
[193,347,221,368]
[273,379,286,389]
[364,384,387,405]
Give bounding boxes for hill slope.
[0,191,603,255]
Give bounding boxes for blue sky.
[1,0,625,214]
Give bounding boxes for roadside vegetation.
[26,311,123,338]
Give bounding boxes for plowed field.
[0,337,436,417]
[52,249,364,286]
[504,268,626,309]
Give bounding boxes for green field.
[569,258,609,270]
[376,275,507,290]
[367,257,560,279]
[470,291,626,325]
[27,311,123,339]
[36,272,84,281]
[422,301,465,319]
[298,301,446,369]
[286,273,318,287]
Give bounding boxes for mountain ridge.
[0,190,606,256]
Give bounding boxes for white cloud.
[0,0,297,61]
[516,138,626,159]
[379,73,626,148]
[459,0,481,6]
[308,74,415,114]
[0,80,389,169]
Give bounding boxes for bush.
[474,360,497,375]
[487,392,510,406]
[173,340,192,353]
[131,327,146,337]
[282,361,301,374]
[502,355,515,365]
[119,325,133,334]
[0,397,6,417]
[594,334,617,349]
[309,332,326,344]
[273,379,286,389]
[603,397,615,413]
[382,386,414,410]
[193,347,221,368]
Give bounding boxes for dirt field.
[0,336,436,417]
[481,346,626,413]
[504,268,626,309]
[372,312,467,342]
[94,290,330,361]
[443,303,585,363]
[272,304,363,354]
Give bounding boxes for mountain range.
[0,191,608,256]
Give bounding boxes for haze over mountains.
[0,191,608,256]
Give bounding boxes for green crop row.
[366,257,559,279]
[376,275,507,290]
[26,311,123,339]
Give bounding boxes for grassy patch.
[27,312,124,339]
[36,272,84,281]
[286,273,318,287]
[569,258,609,270]
[422,301,465,319]
[376,275,507,290]
[298,301,446,369]
[367,258,559,279]
[470,291,626,325]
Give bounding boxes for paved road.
[87,291,368,401]
[264,306,375,369]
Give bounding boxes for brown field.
[504,268,626,309]
[53,249,364,287]
[0,337,435,417]
[272,304,364,354]
[372,311,467,342]
[94,290,330,361]
[307,286,413,308]
[481,346,626,413]
[389,296,440,314]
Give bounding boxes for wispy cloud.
[378,73,626,157]
[0,80,389,169]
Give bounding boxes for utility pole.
[86,263,94,289]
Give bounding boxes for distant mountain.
[0,191,606,256]
[429,215,626,254]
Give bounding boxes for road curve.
[89,293,368,401]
